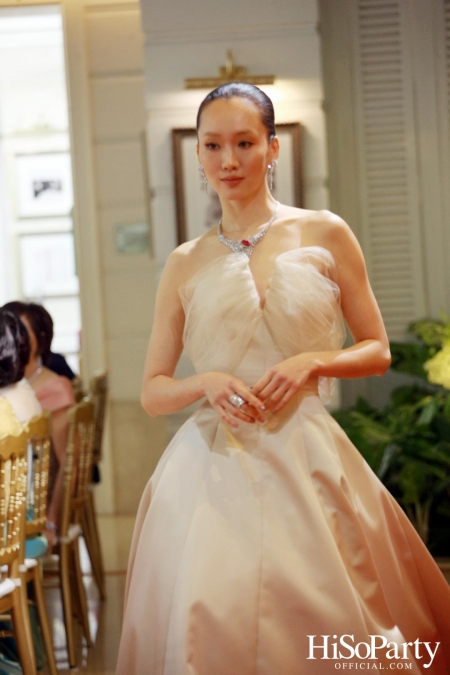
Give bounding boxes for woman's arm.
[251,213,391,409]
[309,212,391,378]
[141,248,204,417]
[141,248,264,421]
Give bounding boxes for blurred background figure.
[0,308,42,434]
[2,301,76,547]
[3,301,76,380]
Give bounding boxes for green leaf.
[416,398,439,427]
[443,396,450,420]
[378,443,399,480]
[408,319,448,347]
[389,343,432,378]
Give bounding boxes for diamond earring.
[267,160,278,192]
[198,164,208,193]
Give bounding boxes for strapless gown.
[116,247,450,675]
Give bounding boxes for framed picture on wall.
[14,151,74,218]
[172,123,303,245]
[19,232,79,297]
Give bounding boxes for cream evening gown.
[116,246,450,675]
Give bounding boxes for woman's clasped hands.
[203,353,317,428]
[202,372,266,429]
[251,353,317,415]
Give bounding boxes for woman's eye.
[205,143,219,150]
[239,141,252,148]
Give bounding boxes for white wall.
[0,7,70,306]
[82,0,167,513]
[141,0,325,264]
[139,0,328,431]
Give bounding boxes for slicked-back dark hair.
[0,309,30,386]
[196,82,276,141]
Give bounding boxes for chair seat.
[19,558,39,574]
[24,559,38,569]
[0,578,16,598]
[58,523,82,545]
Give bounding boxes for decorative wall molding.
[93,135,143,145]
[90,73,144,84]
[146,99,324,117]
[145,21,317,46]
[86,2,140,14]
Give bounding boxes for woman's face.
[19,314,38,362]
[197,97,278,203]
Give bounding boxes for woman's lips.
[221,177,243,186]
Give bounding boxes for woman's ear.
[270,135,280,162]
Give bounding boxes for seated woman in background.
[0,309,49,553]
[2,301,76,548]
[29,302,76,380]
[4,301,76,380]
[0,309,41,435]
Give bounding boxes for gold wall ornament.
[184,50,275,89]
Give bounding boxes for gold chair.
[80,371,108,601]
[44,399,95,668]
[21,411,58,675]
[0,429,36,675]
[71,376,85,403]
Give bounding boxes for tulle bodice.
[179,246,346,403]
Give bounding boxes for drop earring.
[267,159,278,192]
[198,164,208,193]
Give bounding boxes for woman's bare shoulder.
[296,209,356,249]
[163,229,221,287]
[274,205,353,248]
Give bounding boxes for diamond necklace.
[218,201,280,258]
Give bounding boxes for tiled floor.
[43,515,135,674]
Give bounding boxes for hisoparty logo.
[307,635,440,669]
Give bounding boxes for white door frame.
[0,0,107,380]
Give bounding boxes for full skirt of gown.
[116,247,450,674]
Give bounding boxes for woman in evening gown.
[116,83,450,675]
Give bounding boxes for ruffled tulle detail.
[179,254,261,376]
[264,247,346,404]
[179,246,346,405]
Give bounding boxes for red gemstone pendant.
[242,240,251,247]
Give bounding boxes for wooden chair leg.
[59,544,77,668]
[69,548,84,630]
[81,501,106,600]
[18,576,36,673]
[72,540,92,647]
[87,489,106,580]
[10,586,36,675]
[30,564,58,675]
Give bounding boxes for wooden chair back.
[59,399,95,538]
[0,429,28,571]
[25,410,51,537]
[90,371,108,463]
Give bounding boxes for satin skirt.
[116,386,450,675]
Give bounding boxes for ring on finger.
[228,394,246,409]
